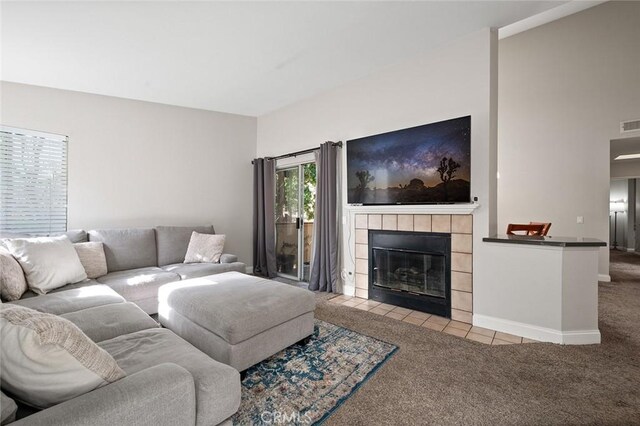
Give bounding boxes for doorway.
[275,162,316,281]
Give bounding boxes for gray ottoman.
[158,271,316,371]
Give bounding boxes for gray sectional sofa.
[16,225,246,314]
[4,285,240,426]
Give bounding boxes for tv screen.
[347,116,471,205]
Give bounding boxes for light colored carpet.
[312,251,640,425]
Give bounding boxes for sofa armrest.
[12,364,196,426]
[219,253,238,264]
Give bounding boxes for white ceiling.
[1,1,568,116]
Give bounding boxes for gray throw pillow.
[74,242,108,279]
[184,232,226,264]
[0,247,28,301]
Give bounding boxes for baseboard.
[473,314,601,345]
[598,274,611,282]
[627,248,636,252]
[245,265,253,274]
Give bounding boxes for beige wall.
[498,1,640,277]
[257,29,498,301]
[0,82,257,263]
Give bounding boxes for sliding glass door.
[275,162,316,281]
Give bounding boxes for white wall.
[498,1,640,278]
[0,82,257,263]
[257,29,498,296]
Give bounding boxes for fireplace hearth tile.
[452,272,473,292]
[451,309,472,323]
[494,332,523,344]
[354,304,372,311]
[443,326,468,338]
[397,215,414,231]
[469,326,496,337]
[370,307,389,315]
[355,229,368,244]
[368,214,382,229]
[376,303,395,311]
[391,306,412,315]
[466,332,493,344]
[355,271,368,286]
[355,244,368,260]
[403,316,426,326]
[355,259,368,275]
[451,290,473,312]
[432,215,452,232]
[452,253,473,273]
[452,233,473,254]
[355,214,368,229]
[382,214,398,230]
[355,288,369,299]
[424,315,450,326]
[413,215,432,232]
[360,300,381,308]
[385,311,409,321]
[407,311,431,321]
[447,321,472,332]
[422,321,447,332]
[452,215,473,234]
[492,338,516,345]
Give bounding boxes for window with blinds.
[0,126,68,236]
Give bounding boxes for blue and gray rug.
[232,320,397,425]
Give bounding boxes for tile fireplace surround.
[353,213,473,324]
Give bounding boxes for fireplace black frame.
[368,230,451,318]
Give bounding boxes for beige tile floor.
[328,295,539,345]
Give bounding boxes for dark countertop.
[483,235,607,247]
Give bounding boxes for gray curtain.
[253,158,277,278]
[309,142,339,292]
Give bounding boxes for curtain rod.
[251,141,342,164]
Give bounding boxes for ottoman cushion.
[158,272,315,345]
[162,261,245,280]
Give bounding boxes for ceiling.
[1,1,568,116]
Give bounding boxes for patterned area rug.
[232,320,398,425]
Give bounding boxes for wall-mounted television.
[347,116,471,205]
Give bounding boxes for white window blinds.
[0,126,68,236]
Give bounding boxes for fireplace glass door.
[372,248,446,298]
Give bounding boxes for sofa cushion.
[6,236,87,295]
[61,302,159,343]
[158,272,316,344]
[1,391,17,425]
[162,261,245,280]
[0,304,125,409]
[99,328,240,426]
[96,267,180,302]
[73,242,108,279]
[10,284,125,315]
[88,229,157,272]
[0,247,28,301]
[155,225,215,267]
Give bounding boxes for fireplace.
[369,230,451,318]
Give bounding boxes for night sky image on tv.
[347,116,471,204]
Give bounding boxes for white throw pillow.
[6,236,87,295]
[73,242,108,279]
[184,232,226,263]
[0,304,126,409]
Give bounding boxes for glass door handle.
[296,217,301,229]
